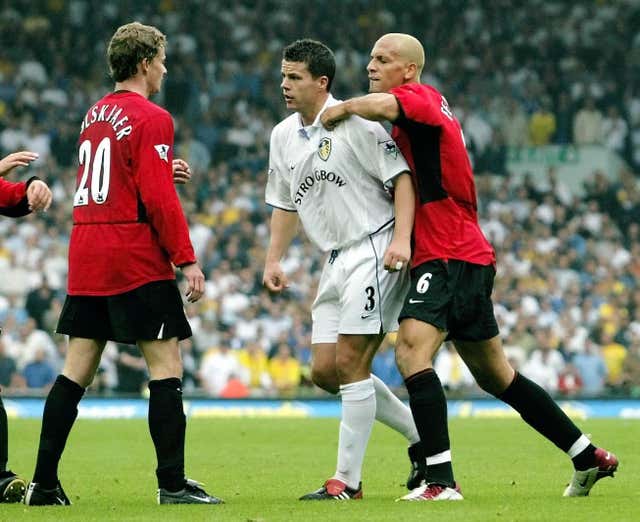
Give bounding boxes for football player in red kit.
[25,22,221,507]
[321,32,617,501]
[0,150,51,503]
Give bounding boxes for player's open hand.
[320,104,350,131]
[180,262,205,303]
[172,158,192,184]
[263,261,289,293]
[26,179,52,212]
[0,151,39,176]
[383,238,410,272]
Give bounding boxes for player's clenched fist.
[320,105,350,130]
[263,261,289,292]
[26,180,53,212]
[172,158,192,184]
[180,262,205,302]
[383,237,410,272]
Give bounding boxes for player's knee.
[148,360,183,381]
[335,349,363,381]
[469,368,501,396]
[62,365,95,388]
[395,339,417,376]
[67,372,93,389]
[310,366,339,394]
[476,376,499,396]
[467,359,514,396]
[168,361,184,379]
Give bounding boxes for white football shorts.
[311,224,409,344]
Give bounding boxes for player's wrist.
[393,232,412,241]
[25,176,41,188]
[343,99,356,116]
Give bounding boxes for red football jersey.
[68,91,196,295]
[390,83,495,267]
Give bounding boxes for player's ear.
[318,75,329,91]
[405,62,417,81]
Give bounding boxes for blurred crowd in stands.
[0,0,639,398]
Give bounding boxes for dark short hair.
[107,22,166,82]
[283,39,335,91]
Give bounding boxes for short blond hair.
[107,22,166,82]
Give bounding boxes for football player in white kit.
[263,39,424,500]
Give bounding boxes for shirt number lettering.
[74,137,111,206]
[416,272,433,294]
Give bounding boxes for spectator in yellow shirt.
[600,332,627,387]
[268,343,301,396]
[237,342,272,393]
[529,97,556,146]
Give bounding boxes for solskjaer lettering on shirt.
[80,103,133,141]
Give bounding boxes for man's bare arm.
[321,93,400,129]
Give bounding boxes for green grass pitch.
[4,417,639,521]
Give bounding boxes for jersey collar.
[297,94,340,139]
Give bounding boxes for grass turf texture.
[4,417,638,521]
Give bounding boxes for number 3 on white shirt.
[73,137,111,206]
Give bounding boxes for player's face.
[146,46,167,95]
[280,60,323,112]
[367,39,406,93]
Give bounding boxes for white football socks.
[371,373,420,445]
[334,377,376,490]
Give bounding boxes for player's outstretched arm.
[321,94,400,130]
[263,208,298,292]
[172,158,192,184]
[180,262,205,303]
[0,151,39,176]
[384,172,414,272]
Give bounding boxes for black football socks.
[148,378,186,492]
[405,369,455,487]
[498,372,596,469]
[33,374,85,488]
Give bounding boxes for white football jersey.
[266,95,410,252]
